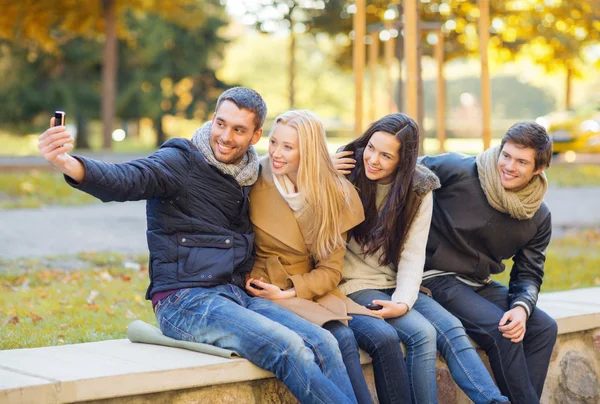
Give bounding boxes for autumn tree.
[0,0,206,149]
[118,5,229,146]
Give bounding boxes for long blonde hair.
[273,110,354,260]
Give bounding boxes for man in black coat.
[420,122,558,404]
[38,87,357,404]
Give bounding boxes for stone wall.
[82,328,600,404]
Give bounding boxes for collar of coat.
[412,164,441,196]
[250,156,364,254]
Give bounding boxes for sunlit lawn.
[1,229,598,350]
[492,228,600,291]
[0,252,155,350]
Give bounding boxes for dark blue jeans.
[324,320,373,404]
[345,311,412,404]
[423,276,558,404]
[349,289,508,404]
[155,285,357,404]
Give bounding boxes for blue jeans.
[324,321,373,404]
[346,312,412,404]
[423,276,558,404]
[155,285,357,404]
[349,289,508,404]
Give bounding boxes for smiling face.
[268,123,301,185]
[497,141,544,191]
[210,100,262,165]
[362,131,401,184]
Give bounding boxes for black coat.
[420,153,551,315]
[67,138,255,300]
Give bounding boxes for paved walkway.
[0,187,598,260]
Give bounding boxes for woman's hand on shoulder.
[245,278,295,300]
[331,150,356,175]
[369,300,409,319]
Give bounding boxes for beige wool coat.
[249,158,381,326]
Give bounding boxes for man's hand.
[498,306,528,343]
[369,300,408,319]
[245,278,295,300]
[38,118,84,182]
[331,150,356,175]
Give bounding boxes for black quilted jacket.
[67,138,255,300]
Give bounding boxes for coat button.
[225,239,231,244]
[181,238,186,243]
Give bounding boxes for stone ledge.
[2,287,600,404]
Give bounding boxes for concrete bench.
[2,287,600,404]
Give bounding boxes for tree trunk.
[101,0,117,150]
[155,116,166,147]
[289,18,296,109]
[75,113,90,149]
[395,15,404,112]
[417,34,425,155]
[565,63,572,110]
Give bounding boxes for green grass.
[0,252,153,350]
[492,228,600,291]
[1,229,598,350]
[544,164,600,187]
[0,170,98,209]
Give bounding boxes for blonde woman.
[245,110,411,404]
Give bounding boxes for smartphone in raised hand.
[54,111,66,127]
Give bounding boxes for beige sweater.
[338,183,433,309]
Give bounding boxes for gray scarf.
[191,122,259,187]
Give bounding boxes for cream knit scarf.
[191,121,259,187]
[476,145,547,220]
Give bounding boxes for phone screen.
[54,111,66,127]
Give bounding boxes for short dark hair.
[215,87,267,131]
[500,122,553,170]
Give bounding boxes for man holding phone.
[38,87,357,404]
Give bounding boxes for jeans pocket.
[160,315,196,342]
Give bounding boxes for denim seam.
[395,328,437,404]
[160,316,195,341]
[430,319,495,404]
[350,326,401,404]
[456,316,517,402]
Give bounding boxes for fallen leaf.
[6,316,19,325]
[39,291,48,298]
[121,275,131,282]
[99,271,113,282]
[59,324,68,329]
[87,304,99,311]
[29,312,43,323]
[125,309,137,319]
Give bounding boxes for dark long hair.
[343,113,419,266]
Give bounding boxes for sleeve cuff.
[288,275,312,300]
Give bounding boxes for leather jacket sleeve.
[508,211,552,316]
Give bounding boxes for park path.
[0,187,599,260]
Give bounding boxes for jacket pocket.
[176,233,234,283]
